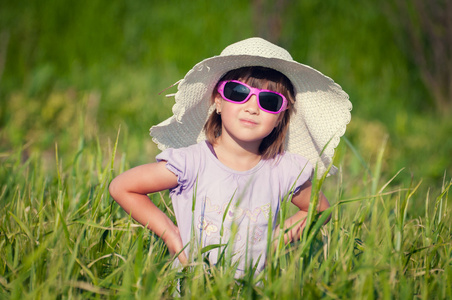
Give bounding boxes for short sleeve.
[156,148,192,195]
[281,153,313,195]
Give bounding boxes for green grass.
[1,122,451,299]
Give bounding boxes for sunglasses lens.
[223,82,250,102]
[259,92,283,112]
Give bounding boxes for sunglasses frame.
[217,80,288,114]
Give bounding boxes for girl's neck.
[212,135,262,171]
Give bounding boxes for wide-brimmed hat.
[150,37,352,177]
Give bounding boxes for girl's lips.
[240,118,258,126]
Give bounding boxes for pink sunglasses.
[217,80,288,114]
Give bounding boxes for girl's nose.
[244,94,260,114]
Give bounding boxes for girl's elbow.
[323,205,332,224]
[320,195,331,224]
[109,177,122,201]
[324,212,332,224]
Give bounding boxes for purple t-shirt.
[156,141,312,275]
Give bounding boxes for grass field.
[1,119,451,299]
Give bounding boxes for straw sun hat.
[150,37,352,177]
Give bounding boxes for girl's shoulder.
[258,152,313,193]
[154,141,211,192]
[277,151,312,168]
[272,151,313,178]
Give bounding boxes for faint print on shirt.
[196,197,272,256]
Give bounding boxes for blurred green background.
[1,0,451,189]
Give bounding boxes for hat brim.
[151,54,352,177]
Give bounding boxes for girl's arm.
[109,161,188,264]
[273,181,330,245]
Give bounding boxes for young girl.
[109,37,351,275]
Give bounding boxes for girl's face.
[214,82,283,148]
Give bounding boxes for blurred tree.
[0,30,8,87]
[390,0,452,112]
[252,0,288,44]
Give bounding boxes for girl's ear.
[275,112,285,128]
[214,95,223,113]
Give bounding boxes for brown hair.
[203,66,296,159]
